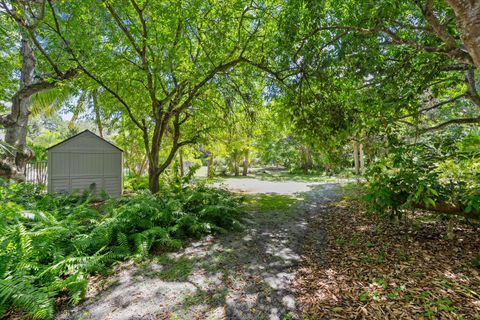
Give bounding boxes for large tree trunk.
[0,35,35,180]
[242,149,249,176]
[148,166,160,193]
[353,141,360,174]
[447,0,480,69]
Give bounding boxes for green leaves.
[0,181,242,318]
[364,128,480,219]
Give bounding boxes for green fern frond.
[0,278,53,320]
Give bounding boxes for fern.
[0,181,243,318]
[0,278,53,320]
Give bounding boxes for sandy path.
[213,178,323,195]
[57,180,338,320]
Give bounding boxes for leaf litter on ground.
[294,190,480,320]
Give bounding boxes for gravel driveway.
[57,179,339,320]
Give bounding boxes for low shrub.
[364,130,480,219]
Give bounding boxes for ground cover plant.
[0,180,242,319]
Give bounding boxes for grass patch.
[251,169,355,183]
[242,194,298,211]
[157,255,195,281]
[182,288,227,310]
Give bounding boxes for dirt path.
[57,180,339,320]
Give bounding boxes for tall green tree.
[0,0,77,179]
[272,0,480,148]
[46,0,274,192]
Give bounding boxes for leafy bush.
[364,130,480,219]
[0,181,242,319]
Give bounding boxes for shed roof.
[47,129,123,152]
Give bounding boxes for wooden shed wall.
[47,131,122,197]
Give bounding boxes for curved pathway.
[57,179,339,320]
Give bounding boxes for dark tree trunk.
[148,166,160,193]
[353,141,360,174]
[0,35,35,180]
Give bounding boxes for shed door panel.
[49,150,122,197]
[71,153,103,176]
[103,153,122,176]
[50,153,70,178]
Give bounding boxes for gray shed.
[47,130,123,197]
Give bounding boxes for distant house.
[47,130,123,197]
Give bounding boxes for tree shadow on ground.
[56,184,339,320]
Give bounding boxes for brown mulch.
[294,194,480,320]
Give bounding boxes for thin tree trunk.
[92,89,104,138]
[0,35,35,180]
[207,151,214,179]
[234,161,239,176]
[179,148,184,177]
[359,143,365,174]
[353,141,359,174]
[137,155,148,176]
[242,149,249,176]
[306,146,313,170]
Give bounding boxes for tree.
[0,0,77,179]
[45,0,273,192]
[446,0,480,69]
[269,0,480,148]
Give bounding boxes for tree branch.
[307,25,473,65]
[45,0,146,132]
[2,0,63,75]
[418,0,458,49]
[102,1,143,57]
[14,68,78,100]
[396,93,467,120]
[176,57,247,113]
[420,116,480,132]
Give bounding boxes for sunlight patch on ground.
[214,178,321,195]
[58,181,340,320]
